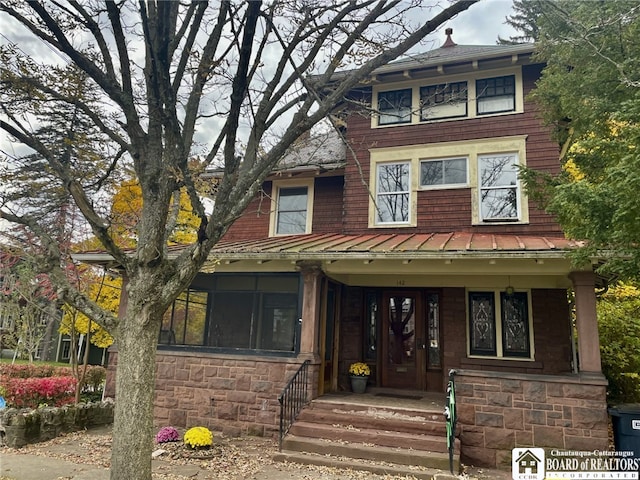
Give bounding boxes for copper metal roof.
[208,233,580,259]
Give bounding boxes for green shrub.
[598,283,640,404]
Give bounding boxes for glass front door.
[379,290,442,390]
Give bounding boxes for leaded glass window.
[427,293,441,368]
[501,292,530,357]
[469,292,497,356]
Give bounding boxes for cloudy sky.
[444,0,517,45]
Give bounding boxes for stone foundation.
[105,350,319,438]
[455,369,609,468]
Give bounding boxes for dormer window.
[378,88,412,125]
[477,75,516,115]
[420,82,467,120]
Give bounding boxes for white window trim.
[465,289,536,361]
[371,66,524,128]
[269,178,314,236]
[368,135,528,228]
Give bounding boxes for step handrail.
[278,359,310,451]
[444,368,457,474]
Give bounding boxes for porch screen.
[159,273,300,354]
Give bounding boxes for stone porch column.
[298,262,323,358]
[570,271,602,374]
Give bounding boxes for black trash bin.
[608,404,640,461]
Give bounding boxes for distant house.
[82,31,610,469]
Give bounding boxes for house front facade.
[100,31,609,468]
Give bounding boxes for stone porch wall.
[104,350,320,438]
[455,369,609,468]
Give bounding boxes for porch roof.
[207,232,580,261]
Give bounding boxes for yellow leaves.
[602,282,640,300]
[562,159,585,181]
[60,273,120,348]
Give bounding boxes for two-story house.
[96,31,609,470]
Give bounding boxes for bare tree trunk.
[110,303,161,480]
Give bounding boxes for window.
[478,153,520,222]
[468,291,532,358]
[378,89,412,125]
[420,157,467,188]
[276,187,307,234]
[420,82,467,120]
[477,75,515,115]
[271,180,314,236]
[160,289,208,345]
[369,136,528,228]
[159,273,301,355]
[375,162,410,224]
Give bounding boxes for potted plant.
[348,362,370,394]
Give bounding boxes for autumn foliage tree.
[0,2,479,479]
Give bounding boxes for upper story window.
[375,161,410,224]
[378,88,412,125]
[420,82,468,121]
[371,67,523,128]
[476,75,515,115]
[270,179,314,236]
[420,157,468,188]
[478,153,520,222]
[468,290,532,359]
[368,135,528,228]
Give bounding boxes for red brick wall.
[455,370,608,468]
[342,64,564,237]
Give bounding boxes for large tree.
[513,0,640,280]
[0,2,478,479]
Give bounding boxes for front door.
[379,290,442,391]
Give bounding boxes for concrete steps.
[276,396,460,477]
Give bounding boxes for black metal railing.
[444,368,457,474]
[278,359,310,451]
